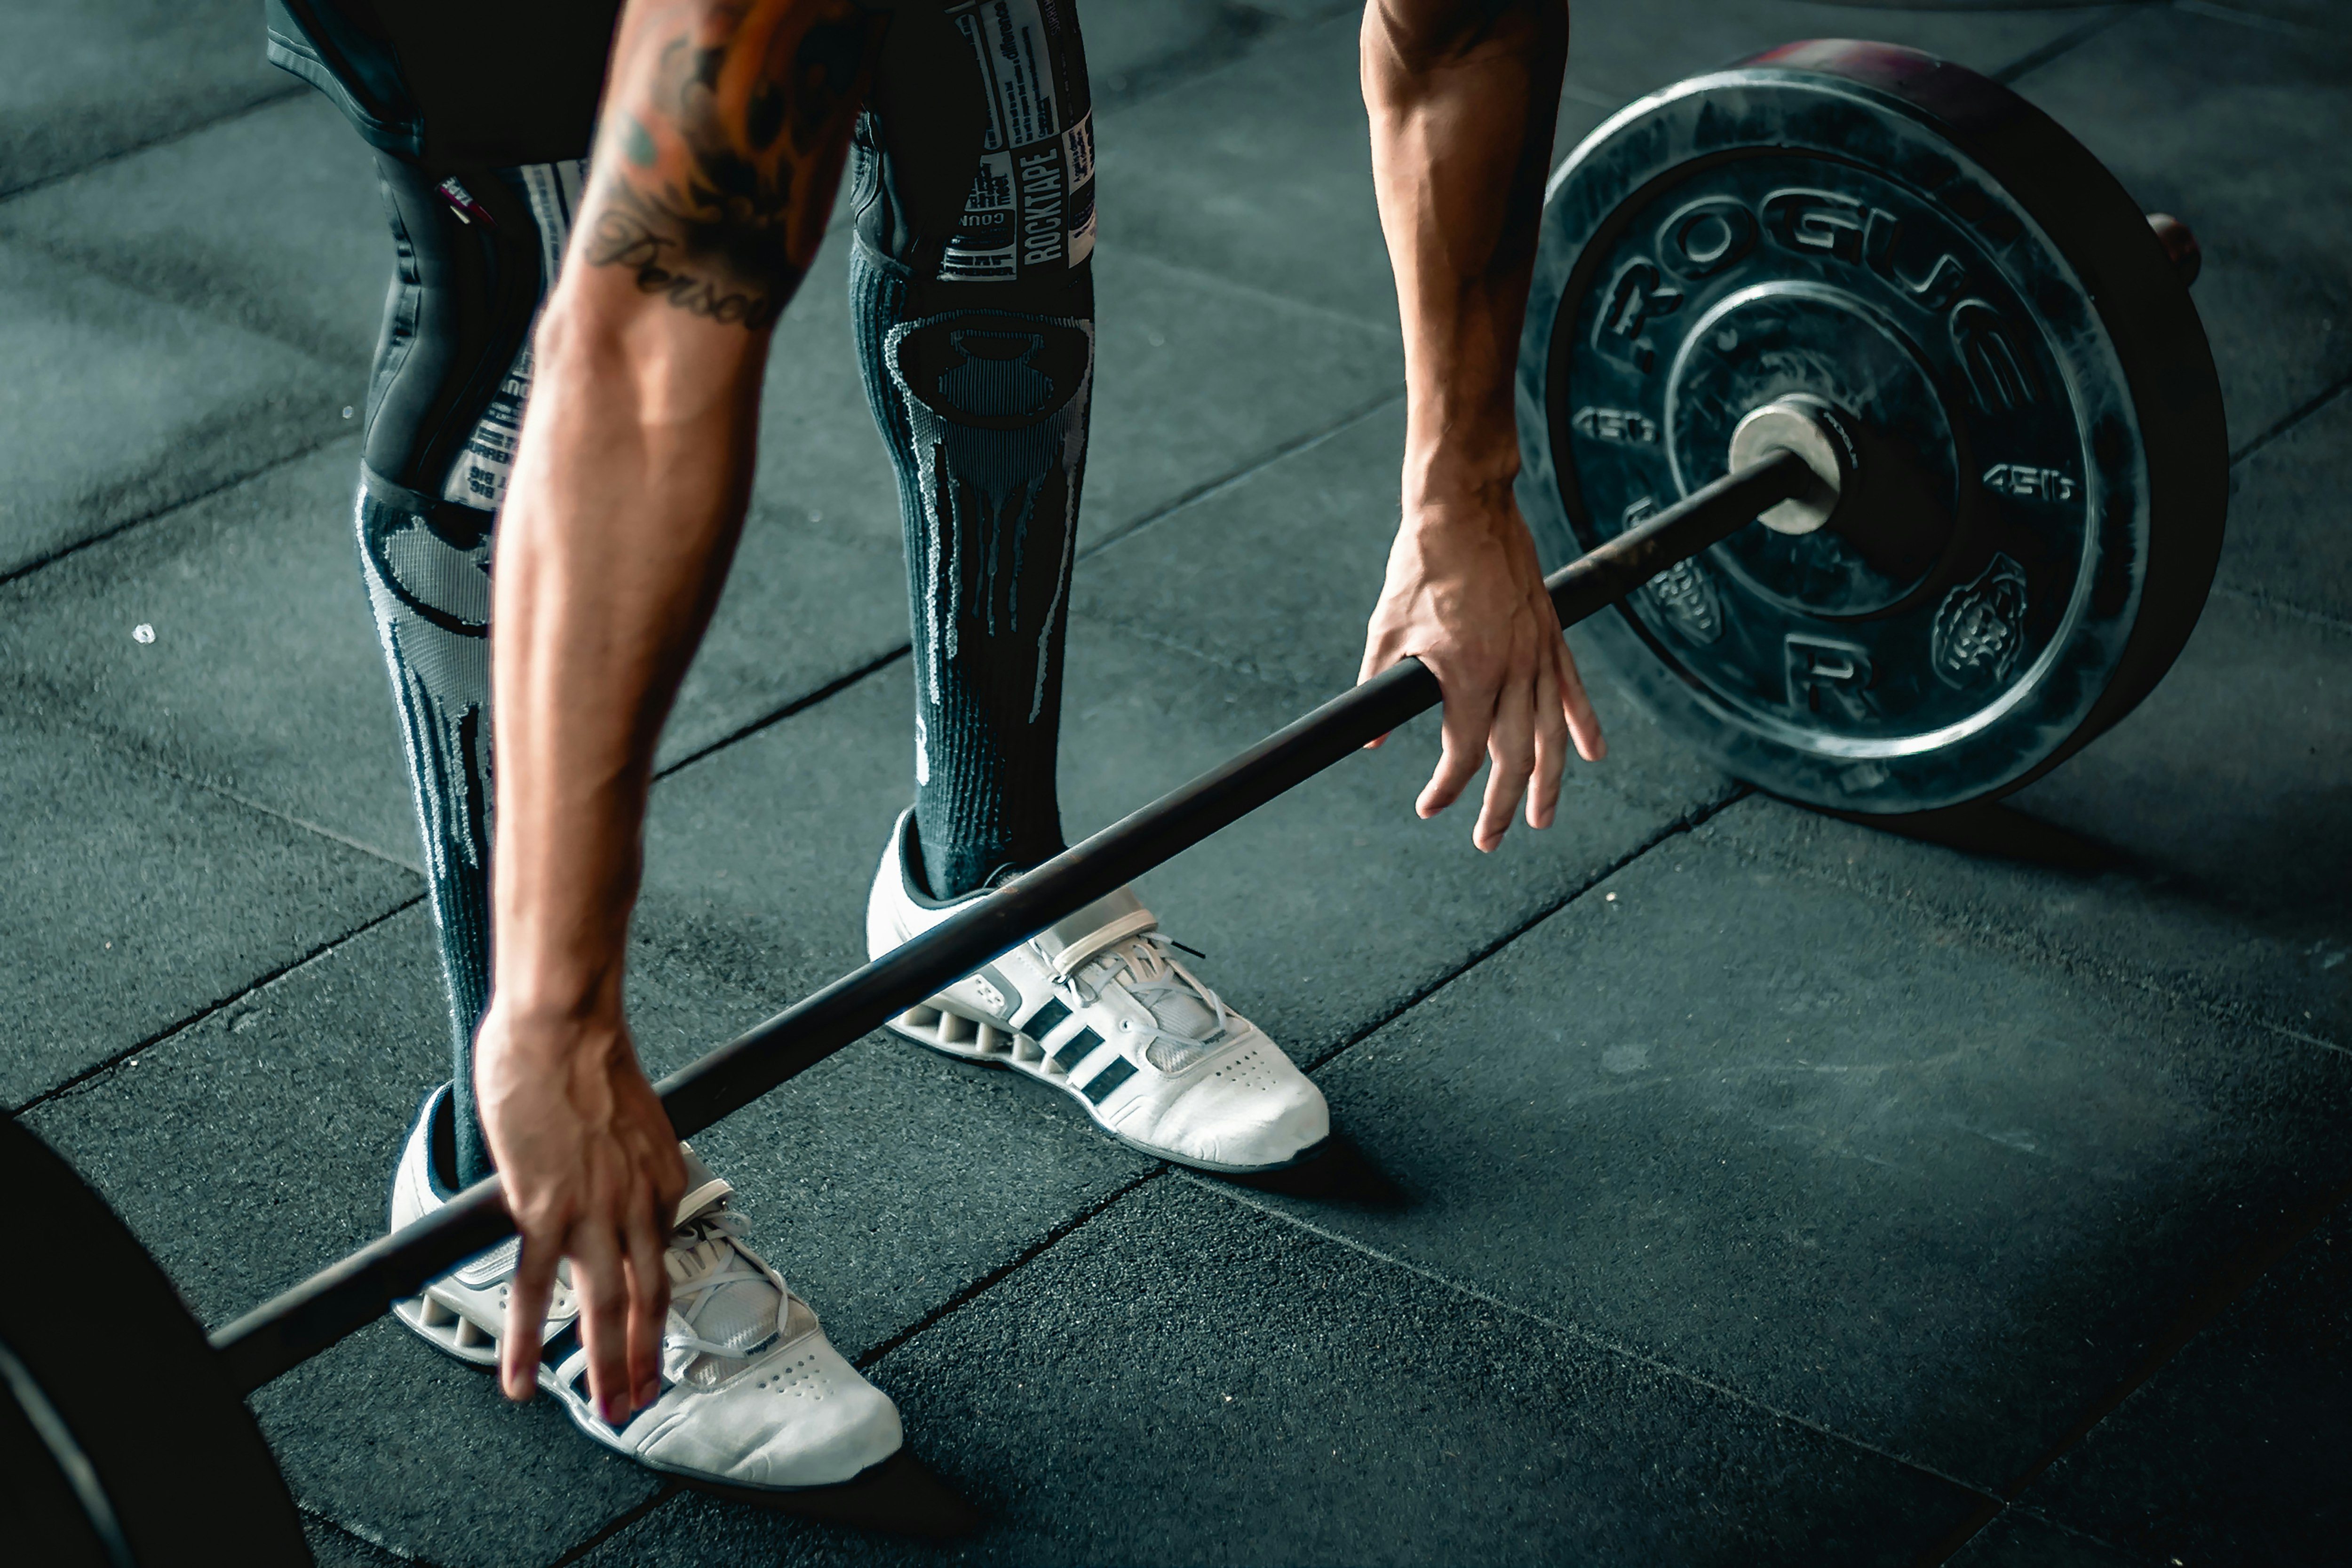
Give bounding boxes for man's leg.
[849,0,1100,898]
[852,3,1329,1173]
[354,155,583,1186]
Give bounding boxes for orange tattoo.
[586,0,885,327]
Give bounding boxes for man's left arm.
[1358,0,1603,852]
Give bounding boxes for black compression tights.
[346,5,1099,1183]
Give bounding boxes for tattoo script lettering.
[585,0,882,328]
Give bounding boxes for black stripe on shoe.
[1081,1056,1137,1104]
[1025,996,1073,1043]
[1052,1025,1104,1070]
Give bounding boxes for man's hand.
[1361,479,1602,850]
[1360,0,1582,848]
[475,1004,687,1425]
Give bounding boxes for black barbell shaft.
[210,448,1810,1396]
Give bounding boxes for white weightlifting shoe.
[867,810,1329,1173]
[389,1086,902,1491]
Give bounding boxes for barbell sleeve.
[210,447,1811,1396]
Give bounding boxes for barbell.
[0,40,2224,1565]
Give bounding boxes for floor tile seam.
[1069,608,1337,699]
[1926,1168,2352,1564]
[5,892,425,1119]
[2208,581,2350,636]
[0,428,361,592]
[2172,0,2326,36]
[0,86,310,206]
[850,1165,1169,1371]
[1181,1172,2003,1506]
[1990,6,2148,85]
[1109,245,1405,343]
[1296,782,1754,1076]
[543,1482,683,1568]
[1078,384,1407,560]
[0,219,368,367]
[1997,1501,2163,1563]
[1712,824,2349,1060]
[45,713,427,875]
[299,1502,452,1568]
[2228,366,2352,467]
[652,644,912,781]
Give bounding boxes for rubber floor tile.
[0,708,415,1108]
[579,1178,1986,1566]
[0,238,350,576]
[1946,1509,2147,1567]
[2217,384,2352,627]
[0,0,290,195]
[2009,4,2352,447]
[0,93,389,373]
[1245,796,2352,1490]
[2014,1199,2352,1566]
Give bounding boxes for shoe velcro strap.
[1037,888,1157,978]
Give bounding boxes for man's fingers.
[502,1231,560,1403]
[1418,685,1496,818]
[1473,676,1537,851]
[1558,641,1606,762]
[572,1223,635,1426]
[1527,661,1570,830]
[1359,635,1403,750]
[623,1196,672,1413]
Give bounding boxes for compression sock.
[850,243,1096,899]
[354,480,498,1186]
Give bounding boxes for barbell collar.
[210,446,1812,1397]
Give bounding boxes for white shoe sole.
[886,1000,1330,1174]
[392,1291,501,1367]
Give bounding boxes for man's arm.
[480,0,880,1423]
[1358,0,1602,852]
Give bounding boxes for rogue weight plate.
[1516,40,2227,812]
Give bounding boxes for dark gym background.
[2,1,2345,1562]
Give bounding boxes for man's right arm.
[479,0,882,1425]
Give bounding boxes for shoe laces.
[660,1211,785,1367]
[1077,932,1231,1071]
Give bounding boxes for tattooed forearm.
[585,0,884,328]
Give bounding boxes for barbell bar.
[210,444,1821,1394]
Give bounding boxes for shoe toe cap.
[640,1341,904,1490]
[1152,1047,1329,1170]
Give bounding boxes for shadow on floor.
[1820,799,2130,876]
[1218,1131,1414,1212]
[689,1447,985,1538]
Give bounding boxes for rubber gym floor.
[5,2,2347,1563]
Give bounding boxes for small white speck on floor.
[132,624,155,643]
[1604,891,1617,902]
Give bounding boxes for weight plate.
[1517,40,2226,812]
[0,1117,310,1567]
